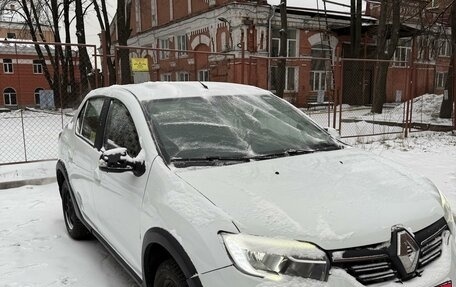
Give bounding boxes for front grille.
[331,218,448,285]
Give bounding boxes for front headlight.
[221,233,330,281]
[439,190,456,235]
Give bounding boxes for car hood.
[175,148,444,250]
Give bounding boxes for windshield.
[143,94,341,166]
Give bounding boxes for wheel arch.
[142,227,203,287]
[55,160,86,225]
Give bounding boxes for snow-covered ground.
[0,131,455,286]
[0,110,72,164]
[0,183,137,287]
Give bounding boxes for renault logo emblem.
[389,228,421,279]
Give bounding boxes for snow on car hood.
[175,148,445,250]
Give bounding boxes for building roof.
[267,0,365,13]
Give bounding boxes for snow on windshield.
[143,94,338,161]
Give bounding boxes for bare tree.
[371,0,401,114]
[92,0,116,85]
[117,0,132,84]
[350,0,363,57]
[440,2,456,119]
[276,0,287,99]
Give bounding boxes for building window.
[34,88,43,105]
[438,39,451,57]
[161,73,172,81]
[311,71,331,91]
[3,59,13,73]
[311,44,332,91]
[7,32,16,39]
[177,72,189,81]
[436,72,448,89]
[198,70,209,81]
[270,66,297,92]
[177,35,188,56]
[393,39,412,67]
[4,88,17,106]
[33,60,43,74]
[271,29,297,57]
[160,39,170,59]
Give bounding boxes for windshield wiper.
[170,156,251,167]
[171,156,251,162]
[249,149,315,160]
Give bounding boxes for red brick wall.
[141,0,153,31]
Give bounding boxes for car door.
[94,97,148,275]
[69,97,106,227]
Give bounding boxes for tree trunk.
[75,0,93,96]
[440,2,456,119]
[117,0,132,84]
[371,0,401,114]
[93,0,116,85]
[64,0,76,106]
[276,0,287,98]
[372,62,389,114]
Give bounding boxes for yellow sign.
[131,58,149,72]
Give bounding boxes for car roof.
[93,82,270,101]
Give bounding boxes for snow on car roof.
[115,82,270,101]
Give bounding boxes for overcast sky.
[82,1,117,46]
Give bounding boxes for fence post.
[20,110,27,163]
[338,59,344,134]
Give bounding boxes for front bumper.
[199,233,456,287]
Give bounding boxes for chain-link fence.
[1,40,455,164]
[0,40,98,164]
[247,56,455,140]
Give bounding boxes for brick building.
[112,0,451,107]
[0,6,55,108]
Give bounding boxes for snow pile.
[389,94,453,125]
[0,160,55,184]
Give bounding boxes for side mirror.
[99,147,146,177]
[324,127,341,140]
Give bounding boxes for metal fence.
[0,41,455,164]
[0,40,98,164]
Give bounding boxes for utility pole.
[277,0,287,98]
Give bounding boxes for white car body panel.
[56,82,456,286]
[141,156,238,274]
[176,148,444,250]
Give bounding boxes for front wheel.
[61,180,90,240]
[154,259,188,287]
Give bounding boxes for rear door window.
[77,97,105,145]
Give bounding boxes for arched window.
[310,44,332,92]
[4,88,17,106]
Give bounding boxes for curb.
[0,177,56,190]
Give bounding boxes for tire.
[61,180,90,240]
[154,259,188,287]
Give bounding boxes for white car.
[57,82,456,287]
